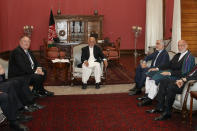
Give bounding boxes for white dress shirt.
[178,50,188,61]
[88,47,96,63]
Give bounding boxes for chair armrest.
[182,80,197,114]
[188,80,197,87]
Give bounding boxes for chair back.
[73,44,88,66]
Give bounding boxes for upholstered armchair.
[173,80,197,119]
[0,58,8,124]
[103,37,121,63]
[70,44,107,85]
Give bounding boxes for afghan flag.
[48,9,57,41]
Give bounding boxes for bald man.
[81,37,108,89]
[138,40,195,106]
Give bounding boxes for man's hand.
[176,79,184,88]
[160,71,171,76]
[104,60,108,68]
[84,61,89,67]
[0,91,3,94]
[148,68,158,72]
[35,67,44,75]
[0,64,5,75]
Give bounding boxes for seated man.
[8,35,54,97]
[129,40,169,95]
[146,64,197,121]
[81,37,108,89]
[137,40,195,106]
[0,64,44,112]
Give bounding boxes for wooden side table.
[52,62,70,83]
[190,91,197,125]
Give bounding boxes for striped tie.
[26,51,34,69]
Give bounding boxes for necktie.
[153,51,160,66]
[26,51,34,69]
[189,66,197,76]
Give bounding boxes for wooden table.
[190,91,197,125]
[52,62,70,83]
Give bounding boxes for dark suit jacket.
[81,45,105,64]
[8,46,41,78]
[159,53,188,77]
[144,49,170,68]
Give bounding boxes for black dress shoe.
[31,103,45,110]
[82,83,87,89]
[16,114,33,123]
[154,112,171,121]
[40,89,54,96]
[137,98,152,107]
[129,85,137,91]
[95,83,100,89]
[137,95,148,101]
[32,90,46,98]
[10,121,29,131]
[146,108,163,114]
[23,106,37,113]
[128,89,142,96]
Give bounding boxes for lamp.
[23,25,33,37]
[132,26,142,57]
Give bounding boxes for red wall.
[0,0,173,52]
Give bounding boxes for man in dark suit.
[137,40,195,106]
[81,37,108,89]
[146,65,197,121]
[129,40,170,95]
[8,35,54,97]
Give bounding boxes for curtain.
[171,0,181,53]
[145,0,163,54]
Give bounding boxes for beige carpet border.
[44,84,135,95]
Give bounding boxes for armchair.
[173,80,197,119]
[103,37,121,63]
[70,44,107,85]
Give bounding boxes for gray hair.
[157,40,164,45]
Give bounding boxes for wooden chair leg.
[190,96,193,126]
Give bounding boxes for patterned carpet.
[1,93,195,131]
[42,61,133,86]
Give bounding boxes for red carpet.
[16,94,197,130]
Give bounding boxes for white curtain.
[145,0,163,54]
[171,0,181,53]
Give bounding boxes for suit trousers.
[0,83,23,121]
[134,65,149,89]
[29,68,47,91]
[82,62,101,84]
[8,77,34,105]
[156,79,183,114]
